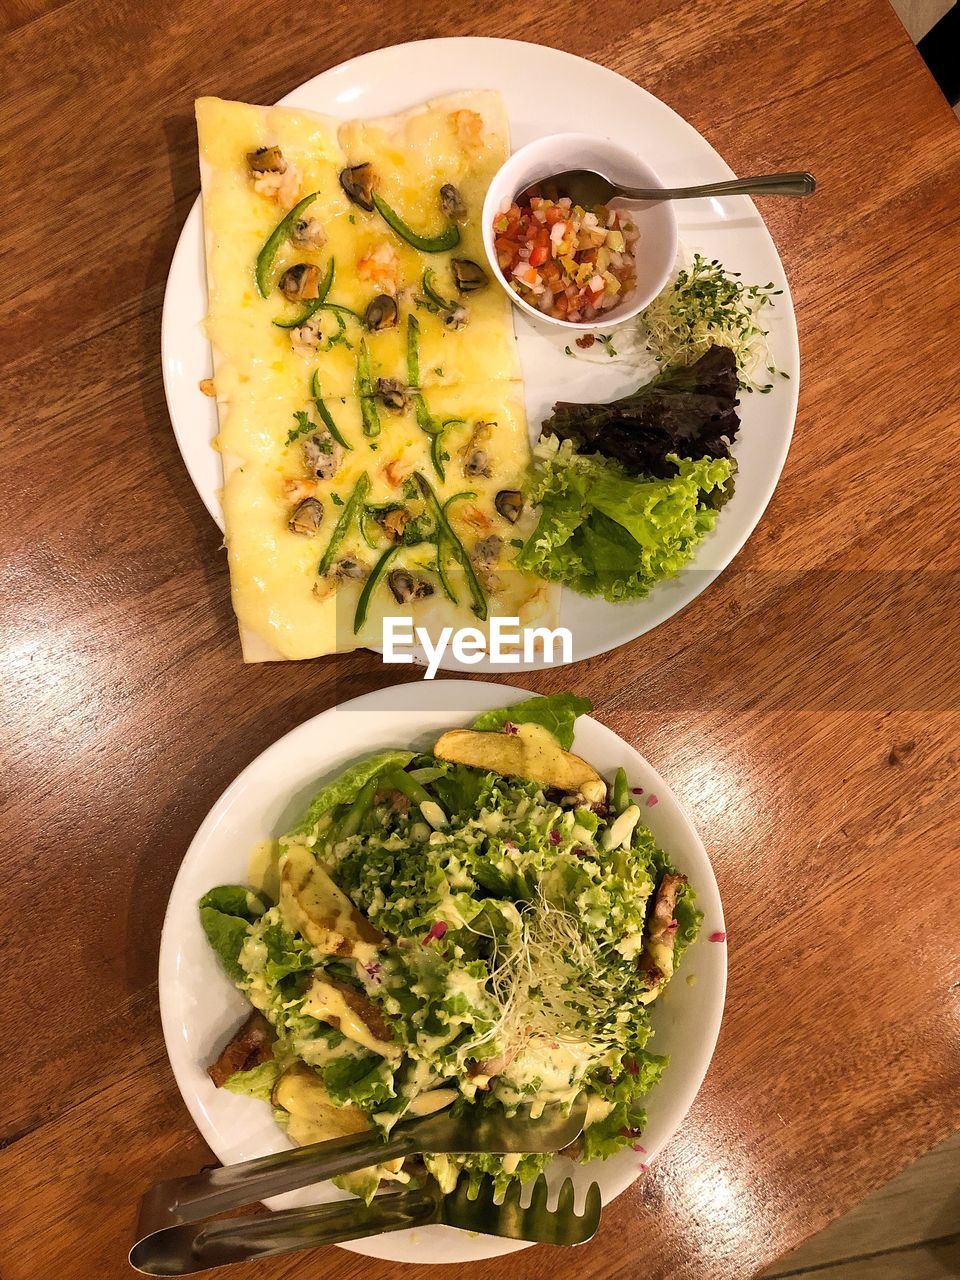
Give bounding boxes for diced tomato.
[493,193,636,320]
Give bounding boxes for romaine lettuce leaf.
[199,886,267,983]
[470,693,592,749]
[322,1054,396,1108]
[285,749,415,840]
[222,1060,282,1101]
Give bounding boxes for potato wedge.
[279,842,383,963]
[302,975,401,1060]
[206,1011,274,1088]
[433,724,606,804]
[273,1063,370,1147]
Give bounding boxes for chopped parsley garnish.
[286,410,325,446]
[331,493,344,506]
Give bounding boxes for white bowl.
[481,131,678,331]
[159,679,727,1265]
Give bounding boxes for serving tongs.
[131,1099,599,1274]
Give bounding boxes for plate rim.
[160,35,799,664]
[158,677,727,1263]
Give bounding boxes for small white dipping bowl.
[482,132,678,331]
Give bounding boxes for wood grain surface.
[2,2,959,1278]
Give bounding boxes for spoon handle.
[623,171,817,200]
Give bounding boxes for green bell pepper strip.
[331,776,381,844]
[360,397,381,438]
[613,767,629,814]
[272,257,335,328]
[321,303,362,321]
[379,767,434,810]
[406,315,445,475]
[406,312,423,386]
[414,473,487,621]
[354,543,400,633]
[430,430,446,482]
[356,338,377,394]
[433,489,475,602]
[356,340,381,438]
[317,472,370,577]
[421,267,457,314]
[431,416,464,483]
[255,191,321,298]
[434,547,457,603]
[372,192,460,253]
[359,508,382,550]
[310,370,351,450]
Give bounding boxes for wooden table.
[3,1,959,1276]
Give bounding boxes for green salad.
[200,694,701,1201]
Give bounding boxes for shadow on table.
[134,109,236,644]
[120,657,425,995]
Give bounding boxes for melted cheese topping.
[195,94,557,660]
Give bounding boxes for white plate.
[159,679,726,1264]
[162,36,798,668]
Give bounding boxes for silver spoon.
[519,169,816,206]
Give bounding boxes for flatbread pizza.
[195,93,555,661]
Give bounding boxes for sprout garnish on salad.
[200,694,701,1202]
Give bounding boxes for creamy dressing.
[247,838,280,901]
[496,1035,599,1114]
[274,1064,369,1146]
[302,977,400,1060]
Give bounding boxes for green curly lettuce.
[516,436,736,602]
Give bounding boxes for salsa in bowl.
[482,133,678,331]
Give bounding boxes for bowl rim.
[481,130,679,331]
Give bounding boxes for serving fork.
[131,1098,599,1274]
